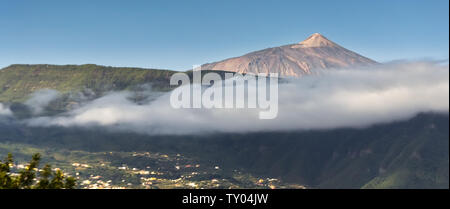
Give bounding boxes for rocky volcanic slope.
[202,33,377,77]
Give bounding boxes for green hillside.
[0,64,240,105]
[0,64,176,102]
[0,113,448,188]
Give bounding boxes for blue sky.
[0,0,448,70]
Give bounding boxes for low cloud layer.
[0,103,12,116]
[24,89,60,115]
[25,61,449,135]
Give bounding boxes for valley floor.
[0,142,305,189]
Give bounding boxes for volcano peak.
[298,33,337,48]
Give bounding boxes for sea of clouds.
[1,61,448,135]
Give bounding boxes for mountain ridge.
[202,33,377,77]
[0,64,176,102]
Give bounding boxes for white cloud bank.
[25,61,449,135]
[24,89,60,115]
[0,103,12,116]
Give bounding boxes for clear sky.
[0,0,448,70]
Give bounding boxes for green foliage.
[0,153,76,189]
